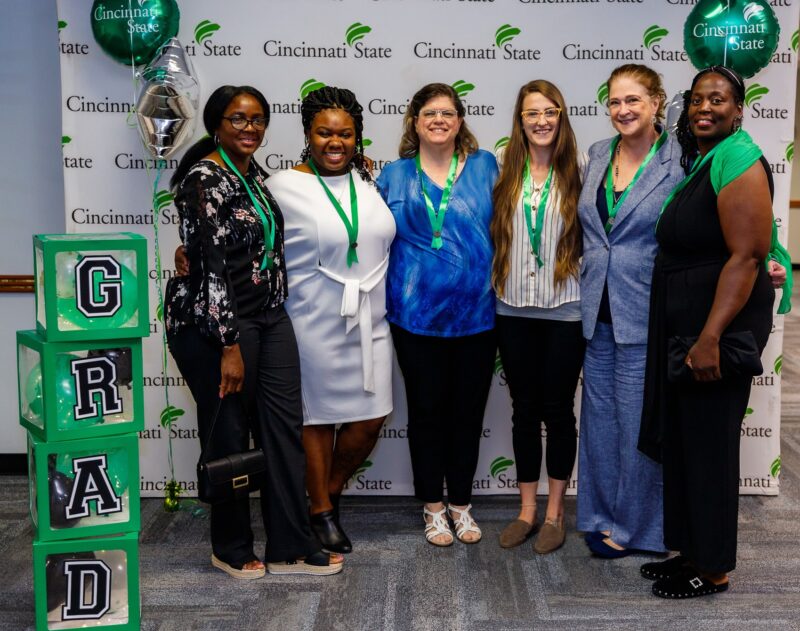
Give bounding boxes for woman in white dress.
[267,87,395,554]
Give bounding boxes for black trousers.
[168,305,319,564]
[496,315,584,482]
[662,375,751,574]
[391,324,495,505]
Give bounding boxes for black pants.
[496,315,584,482]
[662,375,751,574]
[168,305,319,564]
[391,324,495,505]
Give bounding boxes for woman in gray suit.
[576,64,685,557]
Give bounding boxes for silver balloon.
[135,38,200,159]
[665,91,687,135]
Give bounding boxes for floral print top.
[165,159,287,347]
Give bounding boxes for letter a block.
[17,330,143,442]
[33,532,140,630]
[28,433,140,542]
[34,233,149,342]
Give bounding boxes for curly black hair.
[676,66,745,173]
[299,86,372,183]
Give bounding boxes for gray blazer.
[578,134,685,344]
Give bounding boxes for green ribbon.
[218,146,275,271]
[415,152,459,249]
[522,158,553,268]
[605,130,668,233]
[308,160,359,268]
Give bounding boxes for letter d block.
[17,331,143,442]
[34,233,149,342]
[28,433,140,542]
[33,532,140,630]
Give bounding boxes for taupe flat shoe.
[533,519,565,554]
[499,519,538,549]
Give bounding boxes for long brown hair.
[490,80,582,295]
[398,83,479,158]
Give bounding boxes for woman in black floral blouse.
[165,85,343,578]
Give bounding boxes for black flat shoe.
[641,555,691,581]
[652,571,729,599]
[310,509,352,554]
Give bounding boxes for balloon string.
[127,0,137,128]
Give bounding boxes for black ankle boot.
[309,510,352,554]
[329,493,342,525]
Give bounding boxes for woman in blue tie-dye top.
[376,83,497,547]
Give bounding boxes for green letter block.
[28,433,140,542]
[34,233,150,342]
[33,532,140,630]
[17,331,144,442]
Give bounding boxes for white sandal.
[448,504,482,544]
[423,506,454,547]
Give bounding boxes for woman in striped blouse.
[491,80,585,554]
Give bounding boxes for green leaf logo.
[156,302,164,322]
[494,136,509,153]
[774,354,783,375]
[58,20,67,31]
[160,405,185,428]
[61,136,72,146]
[300,78,326,100]
[744,84,768,107]
[345,22,371,47]
[786,143,794,164]
[643,25,668,49]
[154,189,174,212]
[742,2,764,23]
[452,80,475,98]
[490,456,514,478]
[495,24,521,47]
[354,459,373,477]
[792,29,799,53]
[744,407,754,418]
[770,455,781,478]
[362,138,373,147]
[194,20,221,44]
[597,82,609,107]
[493,350,504,377]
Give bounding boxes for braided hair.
[299,86,372,183]
[676,66,746,173]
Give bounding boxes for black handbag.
[667,330,763,383]
[196,399,266,503]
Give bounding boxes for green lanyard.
[308,159,359,267]
[657,143,722,227]
[218,146,275,270]
[415,152,459,249]
[522,158,553,268]
[604,130,667,233]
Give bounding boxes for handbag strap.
[198,399,225,465]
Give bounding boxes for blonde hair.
[398,83,479,158]
[490,80,582,295]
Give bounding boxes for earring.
[732,116,743,133]
[213,134,219,146]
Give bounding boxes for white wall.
[0,1,64,454]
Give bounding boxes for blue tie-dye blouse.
[376,149,497,337]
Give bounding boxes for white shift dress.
[267,168,396,425]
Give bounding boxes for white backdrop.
[55,0,798,496]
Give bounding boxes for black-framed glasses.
[223,115,267,131]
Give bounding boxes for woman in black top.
[165,85,343,578]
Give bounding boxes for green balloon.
[683,0,780,78]
[25,354,79,422]
[56,448,129,496]
[91,0,180,66]
[57,263,139,331]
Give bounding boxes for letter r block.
[17,330,143,442]
[33,233,149,342]
[27,433,140,542]
[33,532,140,630]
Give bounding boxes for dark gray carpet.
[3,295,800,629]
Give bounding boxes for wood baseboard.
[0,275,34,293]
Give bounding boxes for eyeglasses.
[607,96,644,111]
[223,115,267,131]
[521,108,561,123]
[419,109,458,121]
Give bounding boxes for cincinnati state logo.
[489,456,517,488]
[772,27,799,63]
[160,404,185,428]
[449,81,493,115]
[345,22,371,46]
[792,29,799,53]
[263,20,390,59]
[62,136,71,146]
[58,18,89,55]
[300,78,326,100]
[775,353,784,375]
[770,455,781,478]
[494,24,541,60]
[494,137,509,158]
[452,80,475,99]
[183,19,241,57]
[745,84,789,121]
[346,459,392,490]
[596,82,609,107]
[642,24,687,61]
[62,133,92,171]
[493,348,507,386]
[344,21,391,58]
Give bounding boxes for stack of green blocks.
[18,233,150,630]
